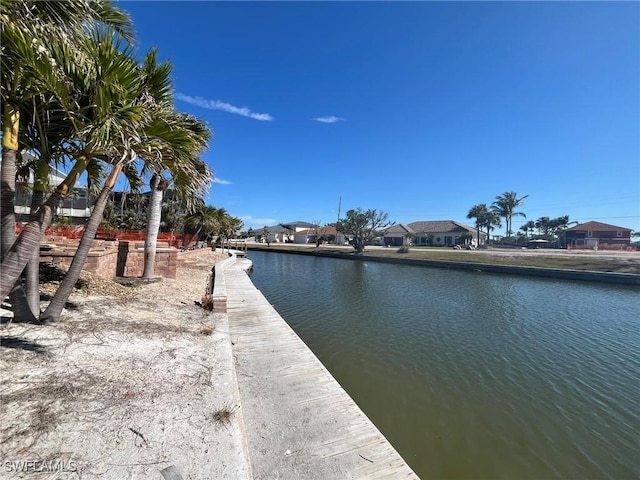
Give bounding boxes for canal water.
[246,250,639,479]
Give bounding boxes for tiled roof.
[263,225,289,233]
[384,224,415,235]
[566,221,632,232]
[408,220,483,235]
[296,226,339,236]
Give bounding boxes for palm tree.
[549,215,577,248]
[220,215,243,251]
[520,220,536,240]
[184,204,222,247]
[140,110,212,280]
[492,191,529,239]
[141,172,168,279]
[42,48,201,321]
[467,203,489,247]
[535,217,551,239]
[483,210,502,244]
[0,0,133,310]
[38,50,148,321]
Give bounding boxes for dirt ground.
[0,251,250,479]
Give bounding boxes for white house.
[9,152,92,224]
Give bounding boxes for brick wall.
[39,239,216,279]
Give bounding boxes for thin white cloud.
[313,116,344,124]
[176,93,273,121]
[213,177,231,185]
[240,216,278,229]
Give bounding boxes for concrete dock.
[226,258,419,479]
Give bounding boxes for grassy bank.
[244,243,640,275]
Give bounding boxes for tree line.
[467,191,576,246]
[0,1,234,323]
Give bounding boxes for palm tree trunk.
[41,164,122,323]
[1,111,37,322]
[0,156,89,301]
[24,158,51,315]
[141,173,164,279]
[0,191,62,301]
[25,189,46,315]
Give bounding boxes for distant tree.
[261,226,271,246]
[467,203,490,247]
[405,231,416,247]
[520,220,536,240]
[492,191,529,238]
[336,208,393,253]
[484,210,502,243]
[310,221,333,247]
[184,205,221,246]
[535,217,551,239]
[548,215,577,247]
[160,198,185,234]
[219,215,243,252]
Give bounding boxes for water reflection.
[248,251,640,479]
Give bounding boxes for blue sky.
[121,1,639,233]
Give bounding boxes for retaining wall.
[39,239,215,279]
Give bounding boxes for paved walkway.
[226,258,418,479]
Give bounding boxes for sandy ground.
[0,251,250,479]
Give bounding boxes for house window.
[587,231,593,237]
[617,231,622,237]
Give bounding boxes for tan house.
[383,220,486,247]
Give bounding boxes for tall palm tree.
[492,191,529,239]
[0,26,141,303]
[140,110,212,280]
[467,203,489,247]
[42,48,182,322]
[0,0,133,312]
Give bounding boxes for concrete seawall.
[220,256,419,479]
[246,245,640,286]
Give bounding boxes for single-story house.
[294,225,347,245]
[257,221,318,243]
[383,220,487,247]
[564,221,632,248]
[382,224,416,247]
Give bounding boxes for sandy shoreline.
[1,251,250,479]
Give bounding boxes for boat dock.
[225,258,419,479]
